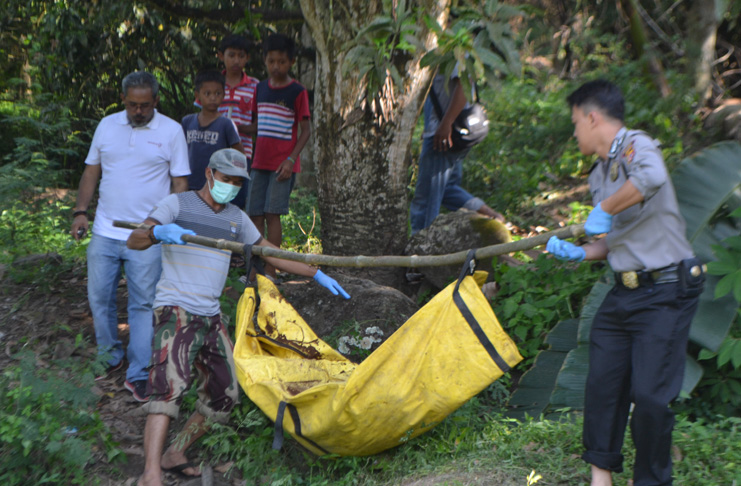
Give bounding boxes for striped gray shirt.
[149,191,261,316]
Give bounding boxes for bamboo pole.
[114,220,584,268]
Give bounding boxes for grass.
[200,395,741,485]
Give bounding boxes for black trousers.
[582,280,700,486]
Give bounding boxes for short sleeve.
[84,119,106,166]
[625,134,668,200]
[148,193,180,225]
[294,88,310,121]
[225,118,241,147]
[239,211,262,245]
[168,126,191,177]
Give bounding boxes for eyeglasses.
[124,101,154,111]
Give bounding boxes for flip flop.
[161,462,201,478]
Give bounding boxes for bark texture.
[688,0,720,104]
[299,0,449,260]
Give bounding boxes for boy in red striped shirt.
[216,34,259,209]
[241,33,311,279]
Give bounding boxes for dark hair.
[218,34,252,54]
[263,33,296,60]
[566,79,625,122]
[195,70,225,91]
[121,71,159,98]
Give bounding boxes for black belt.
[615,265,679,290]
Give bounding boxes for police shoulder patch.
[622,142,635,163]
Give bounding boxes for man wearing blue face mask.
[127,148,349,486]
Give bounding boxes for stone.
[278,273,418,341]
[404,209,511,290]
[706,99,741,142]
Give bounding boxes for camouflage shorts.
[142,306,239,422]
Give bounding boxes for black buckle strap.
[272,400,330,454]
[453,250,511,373]
[242,243,265,280]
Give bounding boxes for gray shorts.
[246,169,296,216]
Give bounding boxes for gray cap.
[208,148,250,179]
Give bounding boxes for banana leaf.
[508,141,741,415]
[674,142,741,351]
[506,318,578,420]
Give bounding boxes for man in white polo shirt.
[71,71,190,402]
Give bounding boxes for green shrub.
[464,58,702,227]
[683,225,741,418]
[283,187,322,254]
[491,254,602,366]
[0,349,122,485]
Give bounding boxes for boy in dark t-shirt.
[241,33,311,279]
[182,70,242,191]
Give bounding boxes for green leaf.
[507,319,579,420]
[724,235,741,251]
[732,340,741,369]
[502,299,518,319]
[715,273,736,299]
[707,259,735,276]
[681,355,704,394]
[734,271,741,303]
[674,142,741,244]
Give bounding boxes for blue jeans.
[87,234,162,382]
[410,138,484,234]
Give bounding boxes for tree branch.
[114,221,585,267]
[141,0,303,25]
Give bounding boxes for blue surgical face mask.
[208,172,241,204]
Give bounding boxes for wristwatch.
[147,225,160,244]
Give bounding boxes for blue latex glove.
[584,202,613,236]
[153,223,196,245]
[546,236,586,262]
[314,269,351,299]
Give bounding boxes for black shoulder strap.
[429,80,481,120]
[472,83,481,103]
[428,84,445,120]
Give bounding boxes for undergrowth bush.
[464,56,702,227]
[0,349,122,485]
[283,187,322,254]
[491,254,602,366]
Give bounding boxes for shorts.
[246,169,296,216]
[143,306,239,422]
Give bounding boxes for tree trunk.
[688,0,720,104]
[623,0,671,97]
[299,1,449,266]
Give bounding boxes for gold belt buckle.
[621,271,639,289]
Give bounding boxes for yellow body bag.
[233,254,522,456]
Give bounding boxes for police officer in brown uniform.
[547,80,705,486]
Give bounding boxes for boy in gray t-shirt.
[182,70,243,193]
